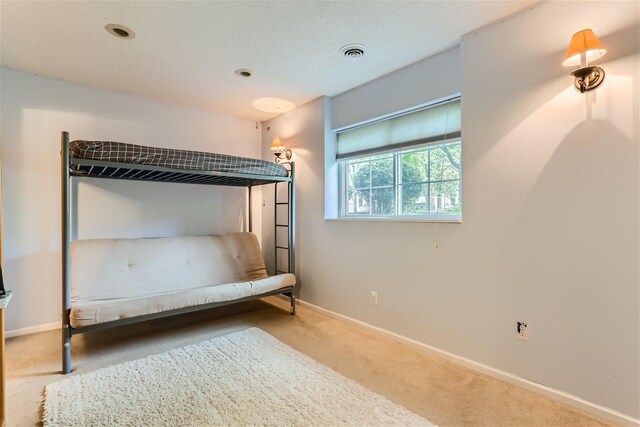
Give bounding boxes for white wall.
[262,1,639,419]
[0,68,262,332]
[261,98,328,285]
[460,2,639,418]
[331,46,460,130]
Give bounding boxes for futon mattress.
[70,140,289,177]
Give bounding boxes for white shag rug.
[43,327,433,426]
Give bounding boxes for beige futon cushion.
[69,274,296,328]
[69,232,294,328]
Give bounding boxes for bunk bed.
[60,131,295,374]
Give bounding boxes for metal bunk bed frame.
[60,131,295,374]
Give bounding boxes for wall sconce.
[270,137,292,163]
[562,29,606,93]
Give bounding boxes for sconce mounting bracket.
[274,148,293,164]
[571,66,605,93]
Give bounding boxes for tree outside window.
[344,141,461,218]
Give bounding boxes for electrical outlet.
[517,321,529,341]
[369,291,378,306]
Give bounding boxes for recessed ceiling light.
[251,97,296,114]
[235,69,253,78]
[105,24,135,40]
[340,44,366,60]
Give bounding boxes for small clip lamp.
[562,29,606,93]
[271,137,292,163]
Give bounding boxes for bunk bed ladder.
[274,162,295,315]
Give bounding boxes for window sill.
[325,216,462,224]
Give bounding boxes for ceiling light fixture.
[105,24,135,40]
[235,69,253,78]
[251,97,296,114]
[340,44,366,60]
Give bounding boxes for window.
[338,97,461,220]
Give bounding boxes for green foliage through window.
[343,141,461,218]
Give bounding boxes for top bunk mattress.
[69,140,289,178]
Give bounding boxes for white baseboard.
[6,321,59,338]
[297,299,640,427]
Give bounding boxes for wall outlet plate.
[517,321,529,341]
[369,291,378,306]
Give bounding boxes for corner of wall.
[323,97,338,219]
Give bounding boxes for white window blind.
[336,97,461,160]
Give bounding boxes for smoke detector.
[340,44,366,60]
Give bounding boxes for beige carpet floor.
[6,297,611,426]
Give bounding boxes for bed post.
[61,131,72,374]
[288,162,296,315]
[247,186,253,233]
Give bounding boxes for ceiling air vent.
[340,44,366,60]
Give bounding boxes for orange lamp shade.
[562,29,606,67]
[271,137,285,152]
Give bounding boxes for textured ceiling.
[0,1,536,121]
